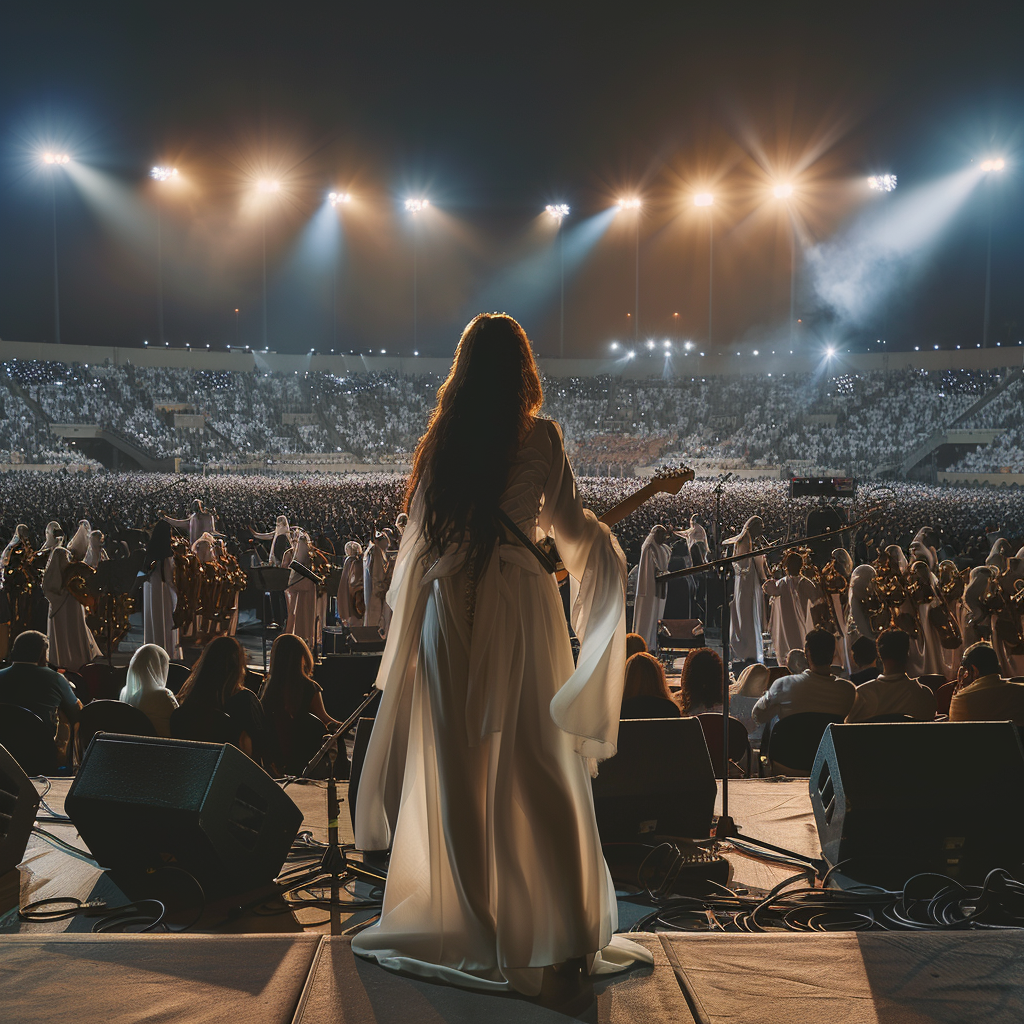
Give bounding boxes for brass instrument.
[821,557,849,596]
[86,592,136,656]
[171,535,201,634]
[62,560,98,614]
[2,541,40,640]
[995,571,1024,655]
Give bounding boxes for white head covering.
[68,520,91,560]
[192,533,216,562]
[275,515,290,536]
[724,515,763,547]
[288,532,312,585]
[344,540,363,559]
[40,522,63,552]
[86,530,105,566]
[42,546,71,595]
[120,644,171,705]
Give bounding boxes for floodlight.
[151,166,179,182]
[405,198,429,212]
[617,197,641,210]
[43,153,70,166]
[545,203,570,219]
[329,191,352,206]
[773,183,794,198]
[693,193,714,207]
[980,158,1006,173]
[257,179,280,193]
[868,174,897,192]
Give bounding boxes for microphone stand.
[656,508,882,856]
[285,687,386,936]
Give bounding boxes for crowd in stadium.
[2,357,1021,477]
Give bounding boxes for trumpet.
[62,560,97,613]
[821,557,850,596]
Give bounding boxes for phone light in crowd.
[773,183,794,199]
[980,158,1006,173]
[545,203,570,220]
[617,197,641,210]
[151,166,179,182]
[43,152,71,165]
[868,174,897,192]
[693,193,714,207]
[405,197,429,213]
[329,191,352,206]
[257,179,280,193]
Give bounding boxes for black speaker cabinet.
[592,717,716,841]
[811,722,1024,887]
[0,743,41,878]
[66,734,303,895]
[348,626,386,653]
[657,619,707,651]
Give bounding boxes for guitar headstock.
[651,465,696,495]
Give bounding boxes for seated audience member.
[949,642,1024,724]
[679,647,724,717]
[625,633,648,659]
[752,629,856,725]
[0,630,81,738]
[119,643,178,737]
[730,663,771,743]
[621,652,681,719]
[850,635,880,686]
[786,649,808,674]
[260,633,340,766]
[176,636,275,764]
[846,629,935,722]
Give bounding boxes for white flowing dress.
[352,418,651,994]
[730,536,765,662]
[144,556,181,660]
[762,574,816,664]
[632,534,671,651]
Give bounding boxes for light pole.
[980,158,1005,348]
[329,191,352,350]
[257,179,280,350]
[405,198,429,351]
[617,198,642,345]
[773,183,796,342]
[868,174,897,342]
[151,167,179,346]
[42,152,70,344]
[694,193,714,345]
[545,204,570,357]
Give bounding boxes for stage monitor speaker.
[321,626,349,656]
[348,626,386,653]
[66,734,303,895]
[811,722,1024,888]
[657,618,706,651]
[789,476,857,499]
[592,717,716,841]
[0,742,41,878]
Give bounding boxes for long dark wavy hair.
[407,313,543,573]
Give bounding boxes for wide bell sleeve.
[541,421,627,761]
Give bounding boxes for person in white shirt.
[632,525,672,652]
[762,552,817,666]
[846,628,936,723]
[752,629,856,725]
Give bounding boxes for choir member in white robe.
[42,547,100,671]
[36,521,64,567]
[632,525,672,651]
[847,564,878,643]
[962,565,997,648]
[143,521,180,660]
[363,531,389,635]
[353,312,650,997]
[936,560,966,678]
[336,541,364,626]
[85,530,108,569]
[762,552,817,664]
[285,533,318,649]
[251,515,291,564]
[906,559,947,677]
[163,500,217,545]
[725,516,767,663]
[826,548,855,674]
[67,521,91,561]
[994,556,1024,677]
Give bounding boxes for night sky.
[1,2,1023,356]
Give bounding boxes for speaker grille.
[815,761,835,828]
[0,772,17,840]
[227,783,267,851]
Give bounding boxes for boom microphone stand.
[657,507,883,853]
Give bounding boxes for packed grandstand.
[1,354,1022,478]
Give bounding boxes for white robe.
[286,537,318,648]
[631,535,671,651]
[762,575,817,665]
[337,555,363,626]
[352,418,651,994]
[144,556,180,660]
[43,548,100,671]
[730,536,765,662]
[363,544,388,634]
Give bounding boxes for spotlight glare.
[151,166,179,182]
[610,341,619,351]
[980,158,1006,173]
[545,203,570,220]
[617,197,642,210]
[43,152,70,166]
[684,340,694,351]
[405,197,429,213]
[257,179,280,193]
[645,339,655,350]
[825,346,836,358]
[329,191,352,206]
[693,193,714,207]
[868,174,897,192]
[773,183,794,199]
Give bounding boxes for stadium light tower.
[617,198,642,344]
[405,198,430,351]
[151,167,179,346]
[546,204,570,358]
[42,152,71,344]
[255,180,281,349]
[980,157,1006,347]
[693,193,715,346]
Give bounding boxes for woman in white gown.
[632,525,671,651]
[724,516,766,663]
[352,313,651,997]
[143,521,180,660]
[42,546,101,671]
